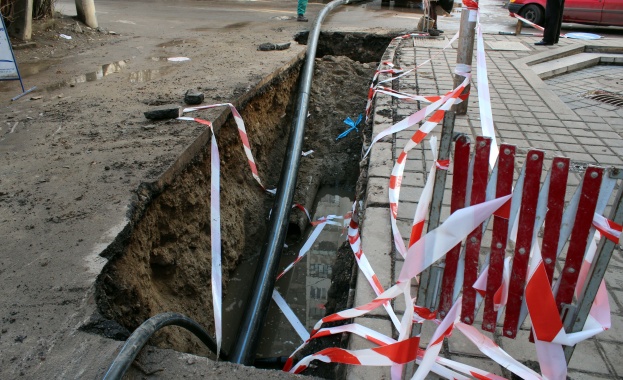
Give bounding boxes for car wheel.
[519,4,544,26]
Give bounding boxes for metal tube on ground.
[102,312,223,380]
[229,0,350,365]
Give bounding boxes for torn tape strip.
[209,121,223,359]
[276,217,335,280]
[288,336,421,374]
[365,31,460,121]
[348,205,401,329]
[272,289,310,342]
[365,74,470,159]
[455,64,472,74]
[476,19,500,167]
[593,212,622,245]
[389,79,469,259]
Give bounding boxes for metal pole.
[229,0,350,365]
[412,112,456,333]
[563,182,623,362]
[452,8,477,115]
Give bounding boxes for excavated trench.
[93,32,393,375]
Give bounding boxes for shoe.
[534,40,554,46]
[297,14,308,22]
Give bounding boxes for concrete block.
[368,142,393,179]
[353,207,393,315]
[144,104,182,120]
[366,177,389,207]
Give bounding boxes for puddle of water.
[221,187,354,356]
[128,66,175,83]
[220,186,353,357]
[75,61,128,83]
[41,60,128,91]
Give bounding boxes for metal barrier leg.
[563,184,623,362]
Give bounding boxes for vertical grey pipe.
[229,0,350,365]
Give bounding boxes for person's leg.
[554,0,565,43]
[297,0,308,21]
[537,0,559,44]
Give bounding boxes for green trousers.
[297,0,307,15]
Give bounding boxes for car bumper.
[508,3,523,15]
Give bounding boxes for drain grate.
[584,90,623,107]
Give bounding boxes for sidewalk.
[349,26,623,379]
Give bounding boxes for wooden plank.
[460,137,491,324]
[482,144,515,332]
[555,166,604,310]
[503,150,544,339]
[437,135,470,319]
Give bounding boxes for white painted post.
[8,0,34,41]
[75,0,98,29]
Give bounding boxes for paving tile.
[568,340,611,375]
[596,341,623,377]
[591,154,623,166]
[556,142,587,153]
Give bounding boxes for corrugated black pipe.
[102,312,224,380]
[228,0,351,365]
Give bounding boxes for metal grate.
[584,90,623,107]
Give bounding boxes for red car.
[508,0,623,26]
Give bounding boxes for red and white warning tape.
[177,116,224,357]
[592,212,622,244]
[365,32,460,121]
[183,103,273,193]
[275,215,344,281]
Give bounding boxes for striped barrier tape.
[364,74,470,160]
[593,212,622,244]
[347,203,402,329]
[178,116,223,358]
[475,11,500,168]
[290,322,489,380]
[275,215,344,281]
[272,289,310,342]
[365,31,460,121]
[511,13,545,32]
[183,103,273,193]
[283,196,510,367]
[388,76,470,259]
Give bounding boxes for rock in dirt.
[144,104,182,120]
[275,42,291,50]
[184,89,204,105]
[258,43,276,51]
[258,42,291,51]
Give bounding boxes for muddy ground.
[0,1,413,377]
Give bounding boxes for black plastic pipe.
[229,0,351,365]
[102,312,224,380]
